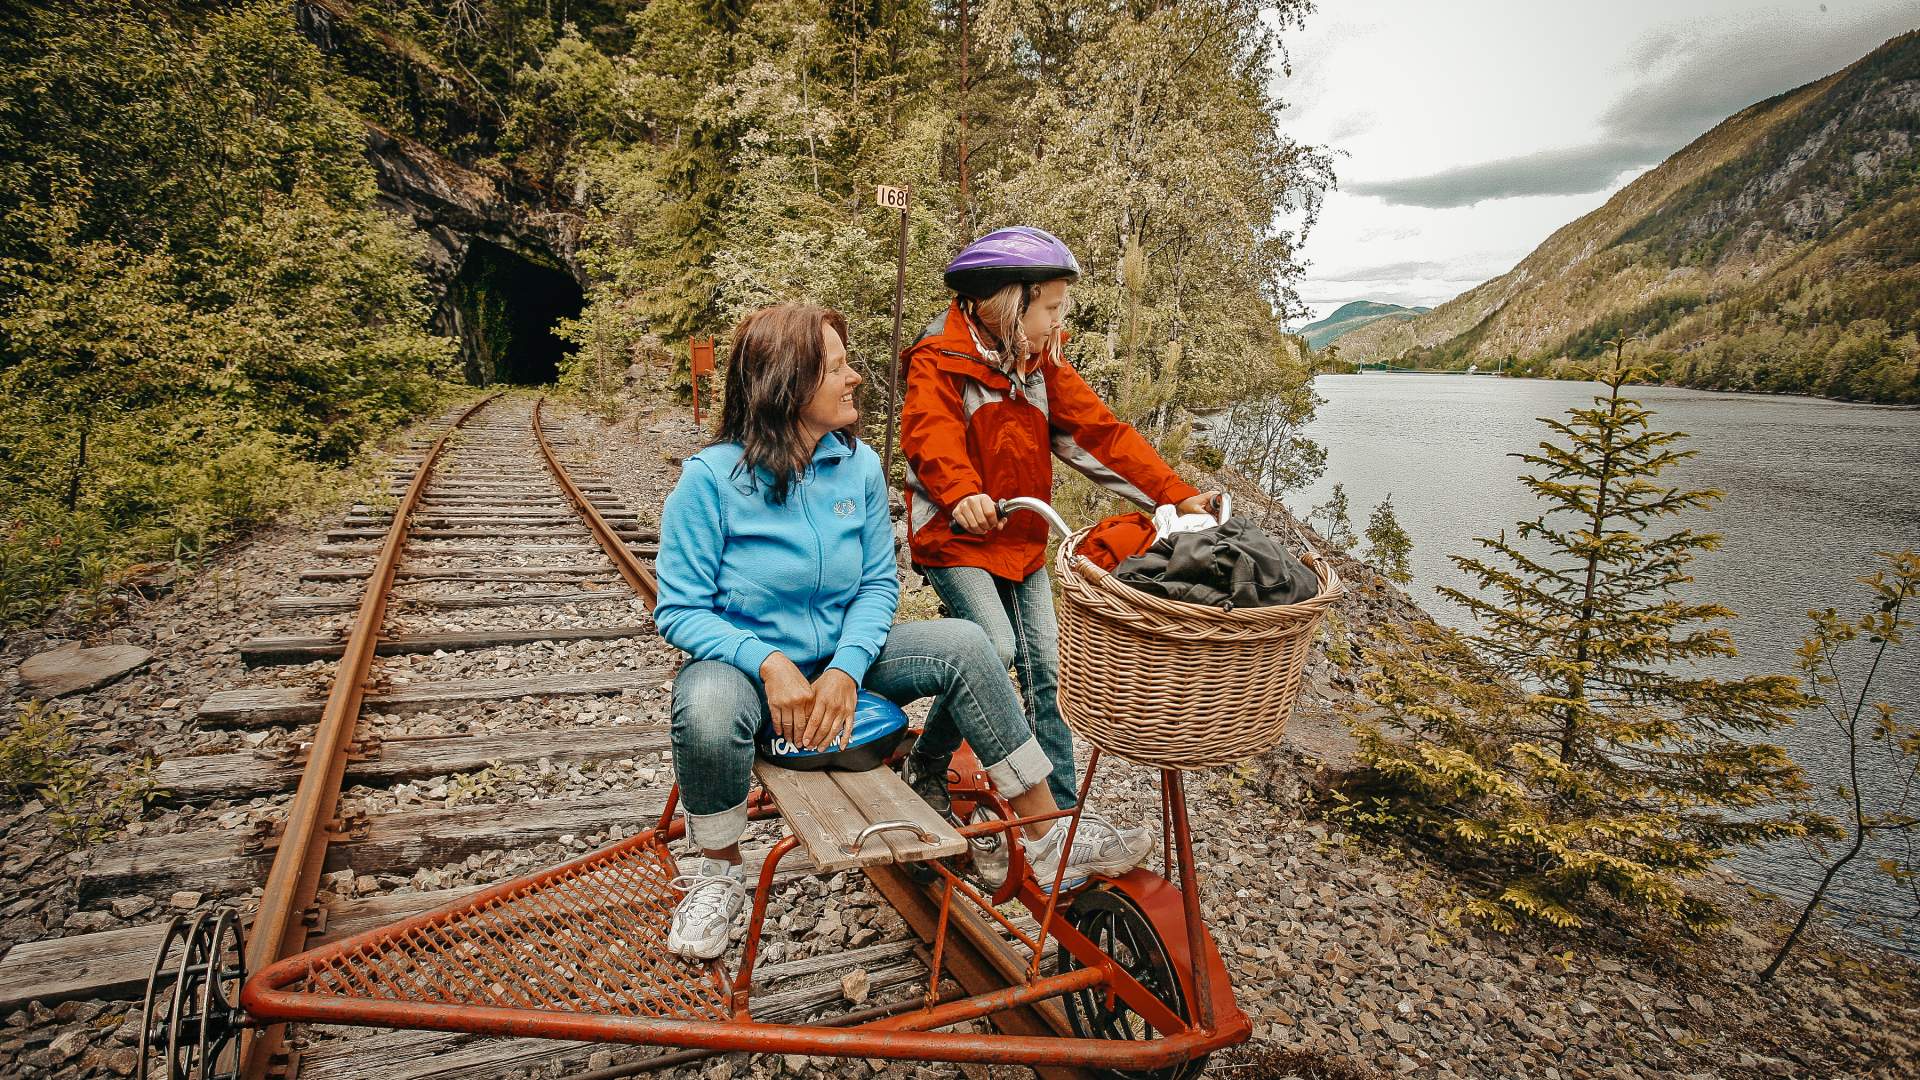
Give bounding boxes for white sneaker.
[667,857,747,961]
[1070,811,1154,876]
[1025,811,1153,893]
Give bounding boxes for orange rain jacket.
[900,301,1200,581]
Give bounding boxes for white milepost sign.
[876,184,910,211]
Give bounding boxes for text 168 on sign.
[875,185,909,211]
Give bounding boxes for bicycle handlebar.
[991,493,1232,539]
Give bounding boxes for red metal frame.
[240,754,1249,1072]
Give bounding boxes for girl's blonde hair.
[964,283,1062,368]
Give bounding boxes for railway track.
[4,394,1088,1080]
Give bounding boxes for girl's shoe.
[901,750,953,817]
[666,857,747,961]
[1024,811,1153,893]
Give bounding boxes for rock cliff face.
[295,1,585,384]
[361,124,582,293]
[1337,31,1920,381]
[364,126,586,385]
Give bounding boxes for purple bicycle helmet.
[942,226,1081,299]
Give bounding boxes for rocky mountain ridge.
[1337,30,1919,402]
[1298,301,1431,351]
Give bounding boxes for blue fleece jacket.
[654,434,899,684]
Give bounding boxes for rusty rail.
[533,396,658,608]
[240,393,498,1079]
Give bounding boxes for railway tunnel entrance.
[445,239,583,385]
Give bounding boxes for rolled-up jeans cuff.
[983,736,1053,800]
[685,797,750,851]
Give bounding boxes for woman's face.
[1018,279,1070,359]
[797,321,861,440]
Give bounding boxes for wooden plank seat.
[753,759,965,873]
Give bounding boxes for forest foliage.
[1,0,1335,621]
[509,0,1335,452]
[0,2,454,623]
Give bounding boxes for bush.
[0,701,162,848]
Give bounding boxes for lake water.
[1275,373,1919,947]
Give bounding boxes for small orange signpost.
[689,337,716,425]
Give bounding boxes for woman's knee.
[948,612,1015,669]
[672,661,762,745]
[929,617,1013,674]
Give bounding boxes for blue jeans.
[671,618,1053,851]
[919,564,1076,809]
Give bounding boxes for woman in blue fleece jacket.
[653,303,1147,962]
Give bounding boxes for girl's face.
[1018,279,1070,359]
[797,321,861,440]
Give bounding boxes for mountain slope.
[1297,300,1429,350]
[1338,30,1920,403]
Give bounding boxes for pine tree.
[1347,359,1821,931]
[1363,495,1413,585]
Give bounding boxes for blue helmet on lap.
[758,691,909,772]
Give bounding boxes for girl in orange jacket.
[899,227,1218,843]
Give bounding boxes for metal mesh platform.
[265,837,729,1021]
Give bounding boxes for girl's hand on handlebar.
[760,652,814,745]
[1176,491,1224,518]
[952,493,1001,534]
[804,669,858,750]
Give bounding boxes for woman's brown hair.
[714,302,853,505]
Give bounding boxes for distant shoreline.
[1318,370,1920,410]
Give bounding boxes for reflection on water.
[1274,373,1920,947]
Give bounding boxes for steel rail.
[241,393,499,1079]
[532,396,658,609]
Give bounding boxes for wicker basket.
[1052,526,1345,770]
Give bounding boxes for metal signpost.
[877,184,910,476]
[689,337,716,426]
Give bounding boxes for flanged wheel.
[1054,885,1207,1080]
[136,907,247,1080]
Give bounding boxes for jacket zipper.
[799,464,824,660]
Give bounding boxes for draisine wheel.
[135,916,192,1080]
[1054,885,1207,1080]
[136,907,247,1080]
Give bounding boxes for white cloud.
[1277,0,1918,321]
[1346,5,1917,209]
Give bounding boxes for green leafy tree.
[1346,359,1823,931]
[1762,550,1920,982]
[1363,494,1413,585]
[1310,482,1356,550]
[1212,345,1325,524]
[976,0,1331,426]
[0,2,452,622]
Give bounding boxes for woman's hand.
[952,493,1001,534]
[803,669,858,750]
[760,653,814,745]
[1175,491,1225,518]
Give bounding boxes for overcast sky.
[1275,0,1918,325]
